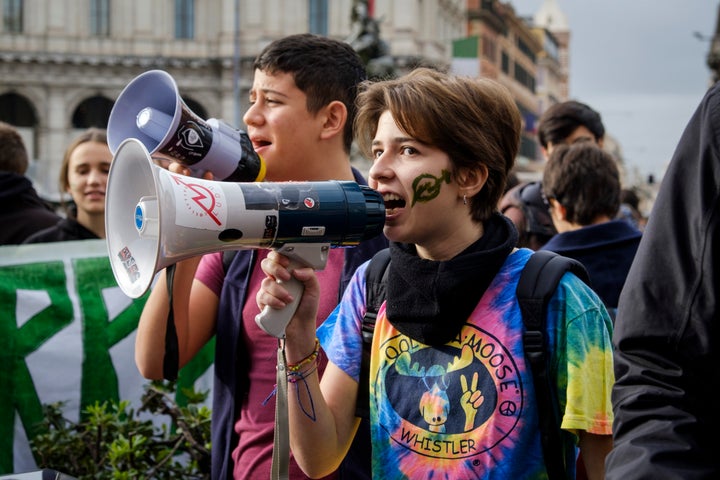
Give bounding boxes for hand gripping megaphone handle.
[255,258,305,338]
[255,244,330,338]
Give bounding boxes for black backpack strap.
[516,250,589,479]
[356,248,390,419]
[362,248,391,343]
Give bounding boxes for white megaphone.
[107,69,266,182]
[106,138,385,337]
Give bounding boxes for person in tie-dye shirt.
[257,68,614,479]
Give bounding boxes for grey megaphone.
[107,69,266,182]
[105,138,385,338]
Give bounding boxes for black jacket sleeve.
[605,81,720,479]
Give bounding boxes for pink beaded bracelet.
[287,338,320,373]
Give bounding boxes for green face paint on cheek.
[411,169,451,206]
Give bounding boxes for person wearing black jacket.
[606,81,720,478]
[0,121,61,245]
[24,128,111,244]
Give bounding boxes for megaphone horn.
[106,138,385,336]
[108,69,265,182]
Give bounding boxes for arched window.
[72,95,114,128]
[0,92,36,126]
[183,96,208,120]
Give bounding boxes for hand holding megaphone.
[255,244,327,338]
[108,69,266,182]
[105,139,385,338]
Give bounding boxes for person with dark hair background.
[616,188,646,230]
[0,121,61,245]
[500,100,606,250]
[499,180,556,250]
[540,141,642,316]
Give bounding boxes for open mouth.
[252,139,271,150]
[383,193,406,215]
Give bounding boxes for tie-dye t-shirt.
[318,248,614,479]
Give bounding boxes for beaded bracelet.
[287,362,318,384]
[286,338,320,373]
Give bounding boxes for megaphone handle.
[255,259,305,339]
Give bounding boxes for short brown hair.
[354,68,522,222]
[0,121,29,174]
[542,141,620,225]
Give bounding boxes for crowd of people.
[2,32,716,480]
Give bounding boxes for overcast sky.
[509,0,718,183]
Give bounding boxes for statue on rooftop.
[346,0,395,79]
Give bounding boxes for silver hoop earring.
[463,194,468,205]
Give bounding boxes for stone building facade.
[1,0,585,198]
[0,0,465,199]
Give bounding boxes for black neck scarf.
[386,212,518,346]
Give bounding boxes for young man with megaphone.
[131,34,387,480]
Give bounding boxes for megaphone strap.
[163,265,180,381]
[272,342,290,480]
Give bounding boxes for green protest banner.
[0,240,214,474]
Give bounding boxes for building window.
[308,0,328,36]
[516,37,536,63]
[90,0,110,36]
[175,0,194,39]
[501,51,510,74]
[481,35,496,63]
[0,92,36,126]
[3,0,23,33]
[72,96,114,129]
[514,63,536,92]
[543,34,559,62]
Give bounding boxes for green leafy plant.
[30,381,211,479]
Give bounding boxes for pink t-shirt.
[196,249,344,479]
